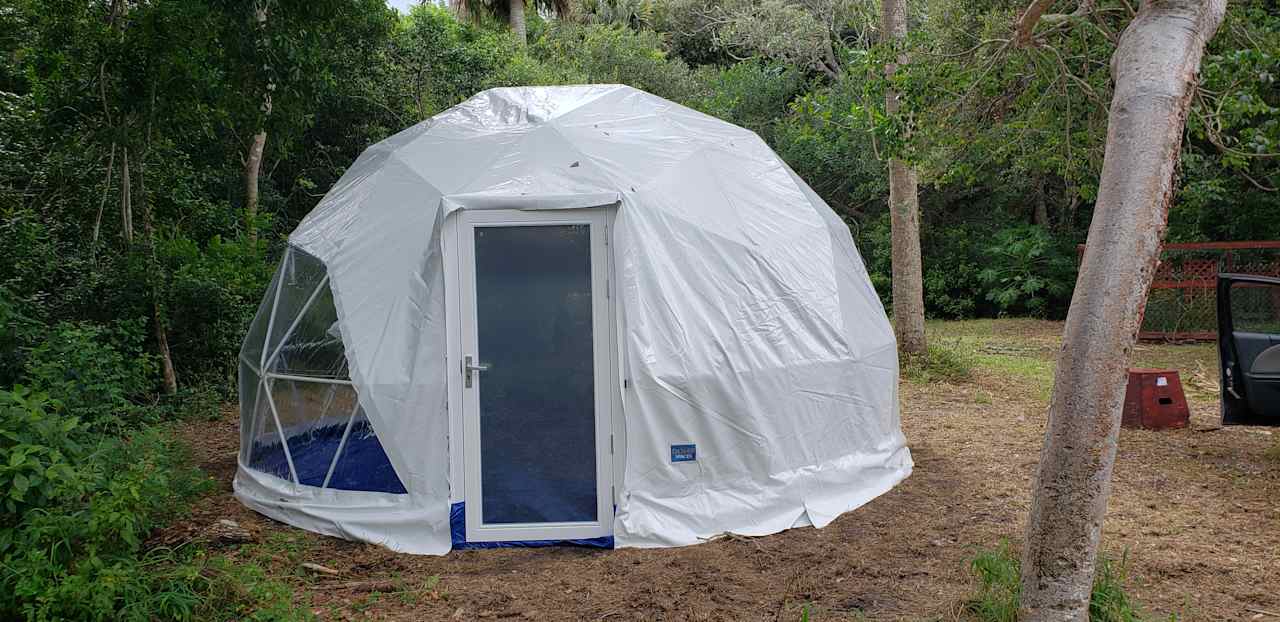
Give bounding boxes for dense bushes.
[161,236,274,388]
[20,321,157,432]
[0,385,304,621]
[0,286,302,620]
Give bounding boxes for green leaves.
[977,225,1074,317]
[0,386,89,525]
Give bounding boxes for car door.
[1218,273,1280,425]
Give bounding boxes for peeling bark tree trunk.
[509,0,527,45]
[245,1,272,242]
[1019,1,1226,619]
[245,130,266,242]
[881,0,927,356]
[138,151,179,395]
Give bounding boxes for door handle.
[464,355,490,388]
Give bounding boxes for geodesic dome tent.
[235,84,912,555]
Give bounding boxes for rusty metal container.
[1121,368,1190,430]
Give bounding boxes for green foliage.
[21,321,157,432]
[0,384,192,617]
[698,60,810,140]
[0,288,39,384]
[532,22,708,103]
[977,226,1075,317]
[0,384,305,621]
[162,235,273,387]
[966,541,1145,622]
[0,387,86,522]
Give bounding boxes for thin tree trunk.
[1034,177,1050,227]
[245,130,266,242]
[92,142,116,260]
[509,0,527,45]
[881,0,927,356]
[137,150,179,395]
[245,1,272,242]
[1019,1,1226,619]
[120,147,133,246]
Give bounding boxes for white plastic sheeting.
[234,84,912,554]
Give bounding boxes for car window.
[1230,281,1280,334]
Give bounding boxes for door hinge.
[1226,366,1243,400]
[609,434,614,454]
[604,223,609,246]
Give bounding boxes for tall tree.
[880,0,926,356]
[449,0,570,44]
[244,0,272,243]
[1016,0,1226,619]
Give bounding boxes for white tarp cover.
[234,84,912,554]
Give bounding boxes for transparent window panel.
[238,361,263,464]
[240,265,284,368]
[474,224,598,524]
[263,248,330,369]
[246,384,291,482]
[324,410,407,494]
[239,245,406,494]
[260,378,348,487]
[271,279,350,380]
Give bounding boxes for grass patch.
[902,342,974,384]
[966,541,1146,622]
[1264,441,1280,463]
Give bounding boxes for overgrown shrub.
[966,541,1145,622]
[162,234,273,388]
[977,226,1075,317]
[0,387,86,522]
[0,385,305,621]
[0,287,39,385]
[696,60,809,140]
[532,22,709,104]
[20,320,157,432]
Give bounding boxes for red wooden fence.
[1075,241,1280,340]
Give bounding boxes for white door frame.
[446,207,617,543]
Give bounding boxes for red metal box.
[1121,368,1190,430]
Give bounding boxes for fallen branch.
[301,562,340,575]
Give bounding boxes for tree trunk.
[120,148,133,246]
[1033,177,1050,227]
[881,0,927,356]
[245,1,271,242]
[1018,1,1225,619]
[137,150,179,395]
[509,0,527,45]
[245,130,266,242]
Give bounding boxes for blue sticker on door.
[671,444,696,463]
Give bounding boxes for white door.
[457,208,614,542]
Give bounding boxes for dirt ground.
[174,319,1280,621]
